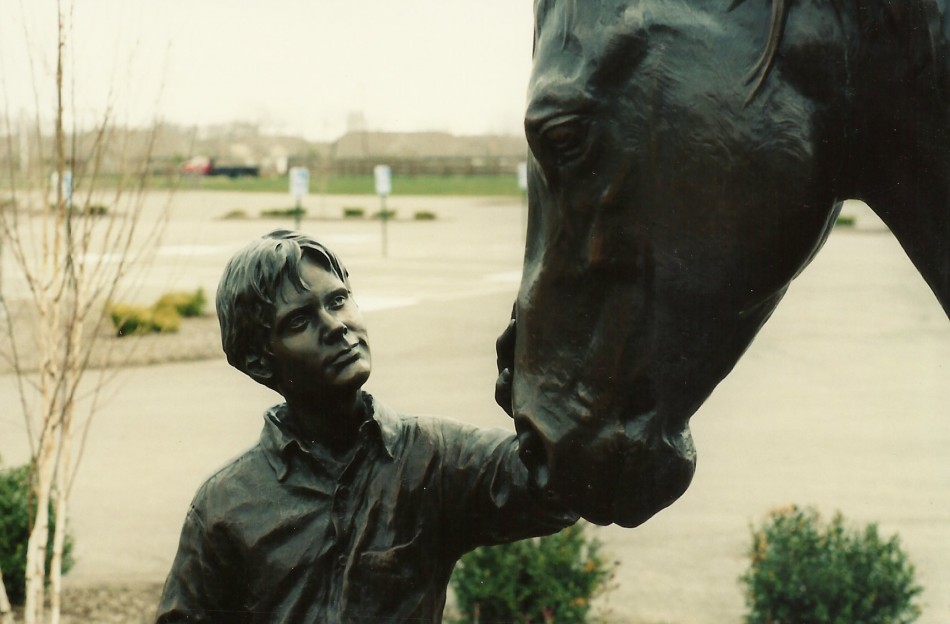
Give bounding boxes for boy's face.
[268,257,371,401]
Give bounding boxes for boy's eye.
[330,294,348,309]
[287,315,309,332]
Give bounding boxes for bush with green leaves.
[108,288,205,336]
[740,505,922,624]
[449,523,613,624]
[261,207,306,219]
[155,288,207,318]
[220,208,248,220]
[372,209,397,220]
[108,302,181,336]
[0,460,74,606]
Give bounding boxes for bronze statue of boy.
[156,230,576,623]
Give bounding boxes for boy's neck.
[285,391,368,452]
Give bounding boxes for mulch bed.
[6,582,164,624]
[0,299,223,375]
[60,583,164,623]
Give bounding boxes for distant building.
[323,131,528,176]
[0,124,527,178]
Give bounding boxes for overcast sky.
[0,1,536,140]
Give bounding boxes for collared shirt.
[156,394,576,623]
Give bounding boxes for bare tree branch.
[2,2,172,620]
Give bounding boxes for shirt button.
[336,555,347,570]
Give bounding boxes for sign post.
[374,165,392,257]
[517,161,528,237]
[51,170,74,211]
[289,166,310,229]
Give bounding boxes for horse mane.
[533,0,577,55]
[534,0,797,102]
[535,0,944,103]
[729,0,945,103]
[728,0,792,103]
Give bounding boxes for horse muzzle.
[513,404,696,527]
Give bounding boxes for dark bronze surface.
[512,0,950,527]
[158,232,575,622]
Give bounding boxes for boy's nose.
[320,311,349,343]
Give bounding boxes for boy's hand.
[495,315,516,418]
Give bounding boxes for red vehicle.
[182,156,259,178]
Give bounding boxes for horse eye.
[539,117,589,164]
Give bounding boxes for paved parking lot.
[1,193,947,622]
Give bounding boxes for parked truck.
[182,156,260,178]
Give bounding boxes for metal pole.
[380,195,388,257]
[521,189,528,243]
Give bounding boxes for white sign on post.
[374,165,392,197]
[517,162,528,192]
[51,170,74,203]
[289,166,310,200]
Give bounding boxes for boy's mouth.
[331,345,361,369]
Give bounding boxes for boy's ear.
[245,349,275,386]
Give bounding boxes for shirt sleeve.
[155,499,246,624]
[437,420,578,555]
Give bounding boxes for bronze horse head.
[513,0,949,527]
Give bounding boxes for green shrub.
[150,304,183,333]
[108,302,181,336]
[261,207,306,219]
[835,215,856,227]
[740,505,922,624]
[155,288,206,318]
[221,208,248,220]
[372,209,397,220]
[449,523,613,623]
[64,204,107,217]
[0,461,74,606]
[108,303,155,336]
[107,289,204,336]
[414,210,437,221]
[342,206,365,218]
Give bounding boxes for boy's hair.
[216,230,350,387]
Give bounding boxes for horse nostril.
[515,419,551,489]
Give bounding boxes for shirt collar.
[260,392,399,481]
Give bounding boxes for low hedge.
[0,460,74,606]
[740,505,922,624]
[108,288,205,337]
[450,523,613,623]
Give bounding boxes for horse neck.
[840,0,950,316]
